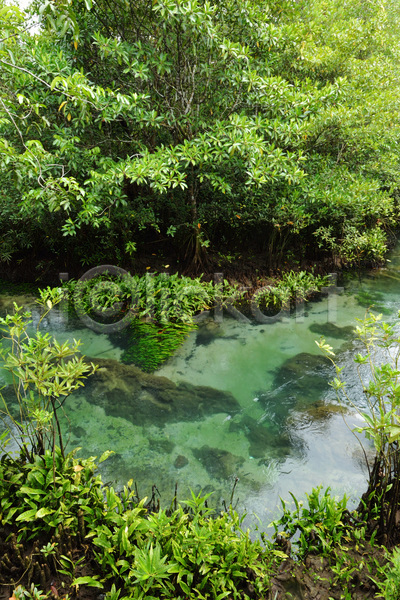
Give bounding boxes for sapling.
[0,291,96,461]
[317,311,400,545]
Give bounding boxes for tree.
[1,0,400,271]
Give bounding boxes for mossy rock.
[309,322,355,340]
[229,415,291,460]
[192,445,244,480]
[276,352,331,382]
[86,357,240,427]
[251,352,334,432]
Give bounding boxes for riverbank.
[0,449,395,600]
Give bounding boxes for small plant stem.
[51,397,65,459]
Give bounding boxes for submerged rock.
[85,357,240,426]
[276,352,331,383]
[229,415,290,460]
[254,352,331,421]
[309,322,355,340]
[288,401,348,425]
[192,445,244,480]
[174,454,189,469]
[149,438,175,454]
[72,425,86,438]
[0,294,37,312]
[196,320,222,346]
[253,351,338,433]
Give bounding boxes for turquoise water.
[1,251,400,528]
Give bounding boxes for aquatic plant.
[120,321,195,371]
[0,279,40,297]
[355,288,392,315]
[66,271,242,371]
[253,270,330,311]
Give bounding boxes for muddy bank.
[270,540,387,599]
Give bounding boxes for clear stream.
[2,249,400,529]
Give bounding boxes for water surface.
[2,253,400,528]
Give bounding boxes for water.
[2,251,400,529]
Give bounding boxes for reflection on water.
[2,249,400,528]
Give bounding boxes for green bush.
[0,450,284,598]
[269,486,352,558]
[0,447,107,542]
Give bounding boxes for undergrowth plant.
[0,450,285,598]
[268,486,387,595]
[69,271,242,326]
[0,447,110,589]
[269,486,351,559]
[377,547,400,600]
[87,489,281,599]
[12,583,49,600]
[253,270,329,312]
[0,447,109,543]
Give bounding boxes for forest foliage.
[1,0,400,271]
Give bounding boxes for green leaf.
[36,507,54,519]
[72,576,103,588]
[16,508,38,522]
[19,486,46,496]
[388,425,400,443]
[98,450,114,464]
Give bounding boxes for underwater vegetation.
[120,321,195,372]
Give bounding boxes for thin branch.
[0,97,25,147]
[0,20,38,45]
[0,58,98,109]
